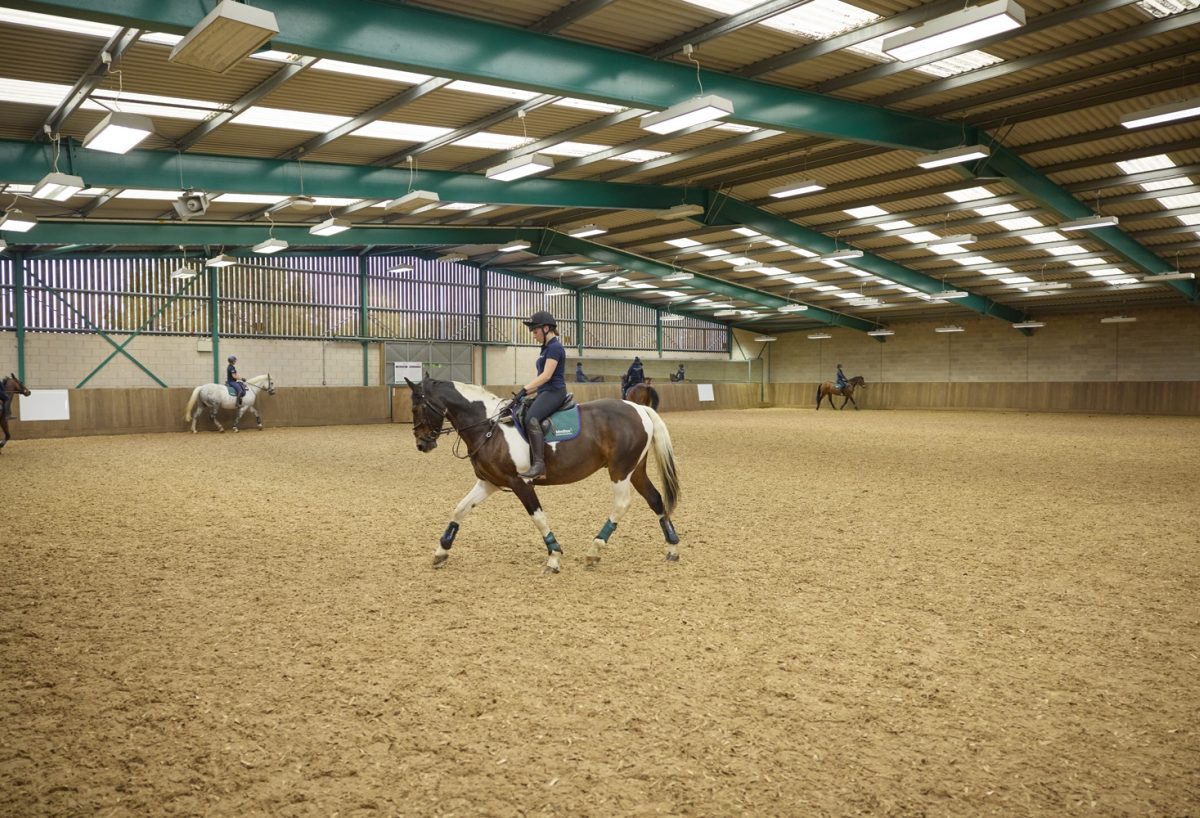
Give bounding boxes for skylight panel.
[452,132,527,150]
[81,99,212,121]
[901,231,941,243]
[1140,178,1191,192]
[553,98,626,113]
[666,238,702,248]
[724,256,757,266]
[975,203,1018,216]
[1086,268,1127,277]
[435,202,484,210]
[998,217,1044,231]
[784,275,816,285]
[446,80,539,101]
[252,51,304,64]
[139,32,183,46]
[878,220,916,231]
[660,290,688,297]
[954,256,992,266]
[713,123,761,134]
[1046,245,1088,256]
[813,284,841,292]
[0,78,70,107]
[310,197,361,207]
[757,267,791,277]
[766,239,786,247]
[1117,154,1175,173]
[353,121,452,142]
[213,193,288,204]
[918,51,1003,79]
[540,141,609,158]
[759,0,882,38]
[928,244,966,255]
[1179,213,1200,225]
[1024,232,1067,244]
[92,89,225,111]
[733,228,761,237]
[0,8,118,38]
[1000,276,1034,284]
[613,149,671,162]
[895,285,918,293]
[233,107,350,132]
[698,249,727,257]
[625,281,659,289]
[1108,276,1140,285]
[116,189,182,201]
[980,267,1013,275]
[1157,192,1200,208]
[787,246,817,257]
[1069,258,1105,266]
[846,205,888,218]
[314,60,432,84]
[945,187,994,203]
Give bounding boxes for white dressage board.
[17,389,71,421]
[696,383,714,402]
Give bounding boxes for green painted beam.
[10,0,962,152]
[0,139,691,212]
[988,147,1197,299]
[707,194,1028,324]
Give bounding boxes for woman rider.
[511,310,566,479]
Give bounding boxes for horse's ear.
[404,377,416,389]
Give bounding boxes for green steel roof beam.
[9,0,964,152]
[0,138,692,211]
[705,194,1028,324]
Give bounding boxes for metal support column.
[209,264,220,383]
[359,255,369,386]
[478,267,488,384]
[12,253,25,381]
[655,310,663,357]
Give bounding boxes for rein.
[421,398,509,460]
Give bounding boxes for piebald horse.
[625,381,660,410]
[183,373,276,433]
[816,375,866,410]
[406,376,681,574]
[1,373,31,453]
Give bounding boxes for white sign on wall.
[697,383,715,402]
[393,361,424,385]
[17,389,71,421]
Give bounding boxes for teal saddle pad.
[517,405,582,443]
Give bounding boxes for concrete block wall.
[6,334,381,389]
[767,305,1200,384]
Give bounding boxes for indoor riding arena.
[2,1,1198,816]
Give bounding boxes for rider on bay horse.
[836,363,848,391]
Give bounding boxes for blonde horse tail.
[644,407,679,516]
[184,386,202,421]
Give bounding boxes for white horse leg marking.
[586,477,634,568]
[433,480,499,568]
[529,508,564,574]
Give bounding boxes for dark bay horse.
[816,375,866,410]
[406,376,681,573]
[625,381,660,410]
[1,373,32,453]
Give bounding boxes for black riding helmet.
[523,310,557,330]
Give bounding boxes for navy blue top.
[226,363,238,384]
[537,336,567,390]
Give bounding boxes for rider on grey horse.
[226,355,246,406]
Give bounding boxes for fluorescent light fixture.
[1100,315,1136,323]
[932,290,970,299]
[384,190,440,212]
[252,237,288,254]
[656,203,705,220]
[1012,320,1045,329]
[663,271,695,282]
[778,304,808,313]
[0,211,37,232]
[497,240,531,252]
[643,94,734,134]
[1141,271,1194,282]
[849,297,883,307]
[882,0,1025,61]
[1022,281,1071,291]
[1058,214,1118,231]
[866,328,895,337]
[926,234,977,247]
[661,312,684,322]
[640,94,734,135]
[309,217,350,236]
[31,171,85,201]
[438,252,468,262]
[568,224,607,238]
[82,111,153,154]
[205,254,236,268]
[485,153,554,181]
[712,308,739,318]
[935,325,965,333]
[818,248,863,261]
[597,280,625,290]
[170,265,197,280]
[388,263,414,273]
[753,335,778,342]
[916,144,991,169]
[768,179,826,198]
[1120,97,1200,129]
[545,287,572,297]
[169,0,280,74]
[733,262,762,273]
[807,332,831,340]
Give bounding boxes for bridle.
[413,391,509,459]
[3,376,30,397]
[245,377,275,396]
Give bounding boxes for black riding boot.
[519,415,546,479]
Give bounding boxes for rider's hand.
[513,387,528,403]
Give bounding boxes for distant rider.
[226,355,246,406]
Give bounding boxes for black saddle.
[503,392,576,428]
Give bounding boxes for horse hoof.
[543,564,561,575]
[584,556,600,568]
[432,553,449,568]
[233,428,239,433]
[665,552,680,562]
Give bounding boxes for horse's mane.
[449,381,504,412]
